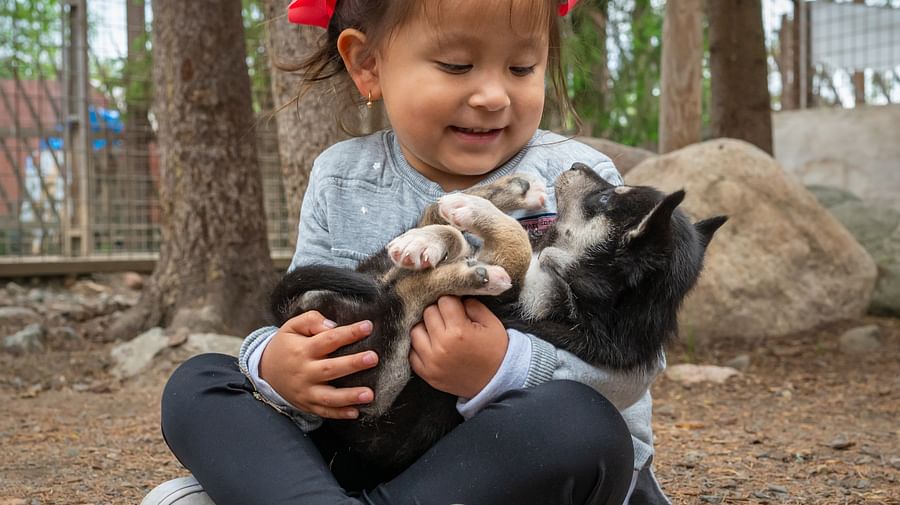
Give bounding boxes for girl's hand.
[409,296,508,398]
[260,311,379,419]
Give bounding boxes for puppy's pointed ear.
[694,215,728,248]
[624,190,685,246]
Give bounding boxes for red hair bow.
[288,0,577,28]
[287,0,336,28]
[559,0,579,16]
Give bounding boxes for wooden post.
[659,0,703,153]
[852,0,866,107]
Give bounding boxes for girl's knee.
[505,381,634,468]
[161,353,243,437]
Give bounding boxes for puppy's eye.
[599,194,611,205]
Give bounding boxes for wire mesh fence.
[0,0,290,267]
[769,0,900,109]
[0,0,898,269]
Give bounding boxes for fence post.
[62,0,91,257]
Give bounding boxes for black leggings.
[161,353,634,505]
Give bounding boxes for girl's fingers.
[422,303,446,334]
[409,348,427,378]
[410,322,432,356]
[315,351,378,381]
[306,385,374,419]
[436,295,468,327]
[310,320,374,355]
[282,310,336,337]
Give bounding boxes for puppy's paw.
[466,263,512,295]
[438,194,496,231]
[508,174,547,210]
[388,229,448,270]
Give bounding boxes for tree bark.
[110,0,274,339]
[707,0,773,154]
[261,0,346,243]
[659,0,703,153]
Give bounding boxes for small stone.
[724,354,751,370]
[855,479,871,489]
[768,484,788,494]
[655,404,676,418]
[838,325,881,354]
[888,456,900,470]
[679,450,706,468]
[122,272,144,290]
[666,364,740,384]
[5,281,26,295]
[827,435,855,450]
[3,323,45,355]
[699,496,721,503]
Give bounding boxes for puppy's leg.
[387,225,469,270]
[395,259,512,315]
[418,174,547,226]
[438,194,532,285]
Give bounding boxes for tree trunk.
[125,0,153,251]
[110,0,274,340]
[261,0,346,243]
[707,0,773,154]
[659,0,703,153]
[775,9,799,110]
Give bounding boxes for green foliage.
[0,0,61,79]
[564,0,664,150]
[243,0,274,113]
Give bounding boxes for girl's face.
[374,1,549,191]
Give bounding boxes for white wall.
[773,104,900,211]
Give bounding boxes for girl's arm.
[238,172,375,429]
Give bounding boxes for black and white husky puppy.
[269,163,726,484]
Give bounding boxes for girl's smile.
[368,0,550,191]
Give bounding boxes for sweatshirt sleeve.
[236,166,336,432]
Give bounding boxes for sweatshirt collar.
[386,130,539,199]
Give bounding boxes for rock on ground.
[627,139,877,342]
[816,196,900,317]
[109,328,168,379]
[665,364,740,384]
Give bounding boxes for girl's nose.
[468,79,511,112]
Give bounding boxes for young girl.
[144,1,671,504]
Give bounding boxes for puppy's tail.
[269,265,380,323]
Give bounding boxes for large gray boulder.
[626,139,877,341]
[821,199,900,317]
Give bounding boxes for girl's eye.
[437,62,472,74]
[510,65,537,77]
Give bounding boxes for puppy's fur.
[270,163,726,485]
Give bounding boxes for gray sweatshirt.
[238,129,664,471]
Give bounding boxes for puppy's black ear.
[694,215,728,248]
[625,190,685,245]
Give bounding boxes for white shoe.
[141,476,215,505]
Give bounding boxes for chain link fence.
[0,0,290,272]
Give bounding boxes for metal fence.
[1,0,898,272]
[0,0,290,273]
[769,0,900,109]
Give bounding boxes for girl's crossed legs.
[161,353,634,505]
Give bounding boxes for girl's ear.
[337,29,381,102]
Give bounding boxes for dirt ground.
[1,316,898,505]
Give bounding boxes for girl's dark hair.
[280,0,575,135]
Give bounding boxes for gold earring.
[366,91,374,109]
